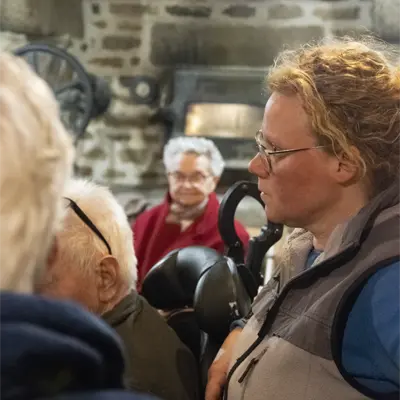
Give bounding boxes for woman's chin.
[176,192,202,201]
[178,197,203,207]
[265,207,283,224]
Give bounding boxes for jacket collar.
[279,183,399,278]
[102,291,141,328]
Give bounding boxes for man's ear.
[96,256,121,303]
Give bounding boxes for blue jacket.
[0,291,160,400]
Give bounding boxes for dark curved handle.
[245,222,283,288]
[218,181,264,264]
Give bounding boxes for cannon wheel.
[14,44,94,142]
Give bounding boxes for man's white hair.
[163,137,225,177]
[0,52,74,293]
[59,179,137,289]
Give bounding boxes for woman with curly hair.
[206,37,400,400]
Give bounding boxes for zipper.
[237,346,268,384]
[223,244,359,400]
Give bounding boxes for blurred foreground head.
[0,52,74,293]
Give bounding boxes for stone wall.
[0,0,397,220]
[72,0,375,193]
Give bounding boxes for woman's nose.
[248,153,269,178]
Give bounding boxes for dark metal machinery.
[14,43,111,143]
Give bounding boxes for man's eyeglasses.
[64,197,112,255]
[168,171,211,185]
[255,130,328,171]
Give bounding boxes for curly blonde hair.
[267,36,400,197]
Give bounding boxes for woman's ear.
[332,147,361,185]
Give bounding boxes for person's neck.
[168,197,209,223]
[306,189,368,251]
[98,288,130,315]
[175,197,209,213]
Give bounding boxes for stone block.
[106,133,132,141]
[93,21,107,29]
[75,165,93,177]
[91,3,101,14]
[131,57,141,66]
[151,24,324,67]
[102,36,141,50]
[104,113,138,127]
[83,146,107,160]
[120,148,147,164]
[268,4,303,19]
[0,31,28,52]
[81,130,94,140]
[372,0,400,43]
[107,95,156,124]
[222,5,256,18]
[314,6,360,20]
[0,0,84,38]
[88,57,124,68]
[109,3,156,16]
[103,168,127,179]
[142,125,166,146]
[117,21,142,32]
[165,5,212,17]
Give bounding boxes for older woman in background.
[133,137,250,291]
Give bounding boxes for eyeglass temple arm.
[64,197,112,255]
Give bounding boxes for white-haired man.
[36,178,200,400]
[0,52,155,400]
[133,137,250,290]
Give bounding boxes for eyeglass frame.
[64,197,112,255]
[167,171,212,185]
[255,129,328,171]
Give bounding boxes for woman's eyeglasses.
[64,197,112,255]
[255,130,327,171]
[168,171,211,185]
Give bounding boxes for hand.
[205,328,242,400]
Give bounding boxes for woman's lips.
[260,192,268,204]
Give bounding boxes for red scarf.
[132,192,250,291]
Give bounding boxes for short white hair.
[0,52,74,293]
[163,137,225,177]
[58,179,137,289]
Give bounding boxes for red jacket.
[132,192,250,291]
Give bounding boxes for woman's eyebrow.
[263,135,281,149]
[258,129,282,149]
